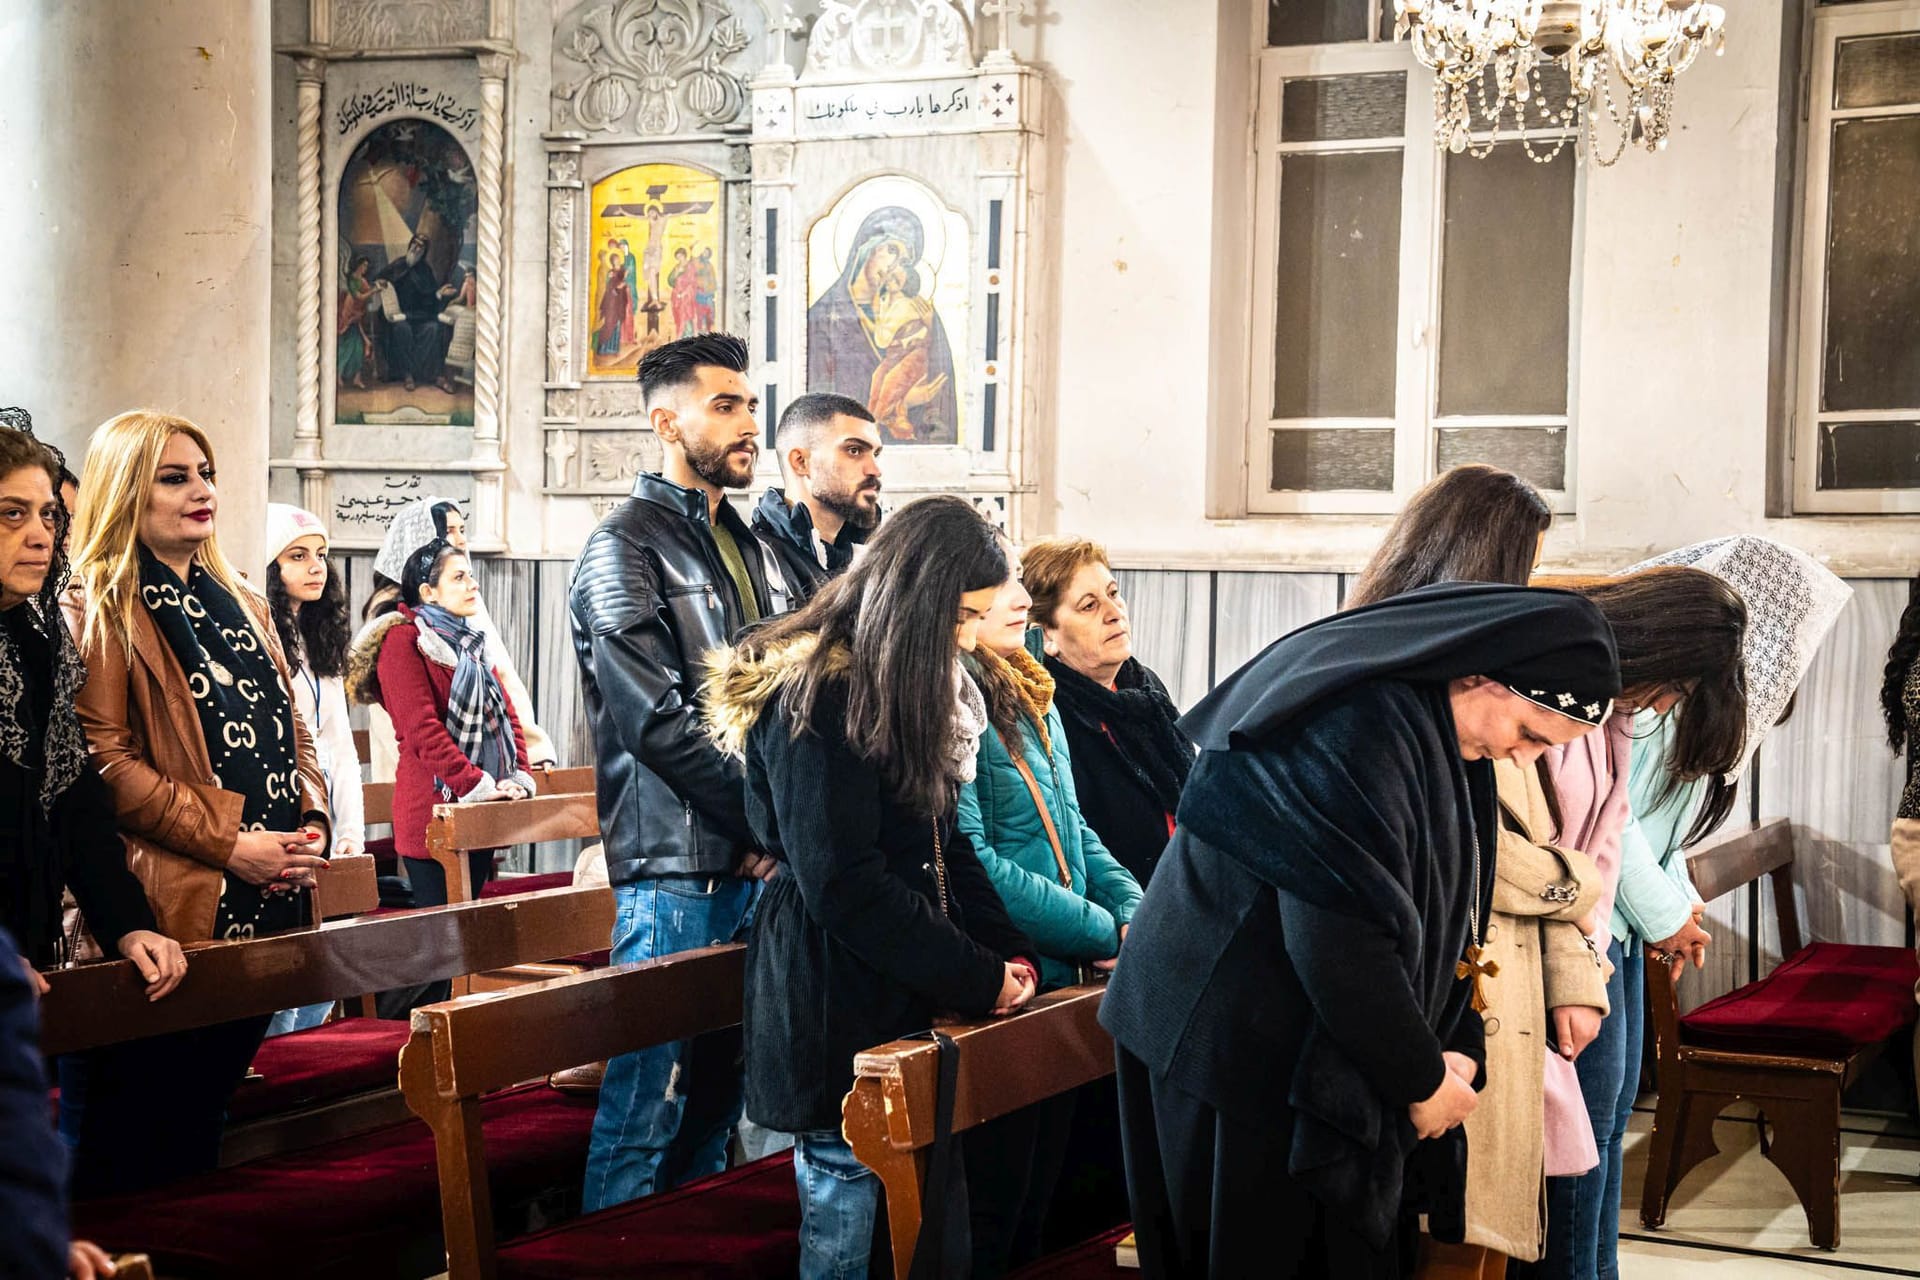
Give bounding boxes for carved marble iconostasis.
[752,0,1046,535]
[279,0,512,550]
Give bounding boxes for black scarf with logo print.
[138,547,306,939]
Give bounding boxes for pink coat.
[1537,712,1633,1174]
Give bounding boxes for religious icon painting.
[806,176,969,447]
[587,162,724,378]
[335,119,478,426]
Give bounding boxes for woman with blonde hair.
[60,410,330,1195]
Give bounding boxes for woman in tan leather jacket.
[58,410,330,1197]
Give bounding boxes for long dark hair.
[734,495,1007,816]
[1883,574,1920,754]
[364,573,400,622]
[266,546,350,679]
[1346,464,1552,608]
[0,426,70,618]
[1569,567,1749,845]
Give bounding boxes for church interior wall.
[245,0,1916,1013]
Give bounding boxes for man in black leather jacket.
[750,392,883,604]
[571,333,786,1210]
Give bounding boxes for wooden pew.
[425,789,601,905]
[40,885,615,1057]
[1640,818,1920,1249]
[399,945,747,1280]
[845,983,1114,1278]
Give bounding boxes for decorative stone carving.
[332,0,486,48]
[969,493,1008,530]
[545,431,579,487]
[583,383,647,418]
[547,388,579,419]
[586,431,663,482]
[293,59,325,461]
[546,146,580,388]
[805,0,973,80]
[552,0,755,136]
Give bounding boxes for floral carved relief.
[553,0,755,136]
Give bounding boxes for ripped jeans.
[582,875,757,1211]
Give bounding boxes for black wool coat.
[740,676,1035,1133]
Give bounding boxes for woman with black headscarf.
[1101,583,1621,1278]
[0,419,185,990]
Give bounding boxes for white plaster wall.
[0,0,274,571]
[1013,2,1919,577]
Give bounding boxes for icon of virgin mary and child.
[807,207,959,445]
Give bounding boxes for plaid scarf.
[413,604,517,800]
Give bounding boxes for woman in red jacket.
[347,538,533,921]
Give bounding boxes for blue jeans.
[794,1130,881,1280]
[264,1002,333,1038]
[1537,938,1643,1280]
[583,876,757,1211]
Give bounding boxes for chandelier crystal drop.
[1392,0,1728,165]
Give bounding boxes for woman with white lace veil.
[1551,536,1850,1280]
[355,496,554,782]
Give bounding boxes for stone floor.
[1619,1104,1920,1276]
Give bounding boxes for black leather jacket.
[570,473,783,884]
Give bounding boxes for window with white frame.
[1247,2,1582,514]
[1793,1,1920,513]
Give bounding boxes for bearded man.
[750,393,884,605]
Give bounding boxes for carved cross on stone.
[982,0,1027,51]
[1456,943,1500,1014]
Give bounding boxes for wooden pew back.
[399,945,745,1280]
[40,886,617,1057]
[425,791,601,904]
[843,984,1112,1277]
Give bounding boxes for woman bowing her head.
[60,411,330,1195]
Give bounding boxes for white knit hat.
[265,504,330,566]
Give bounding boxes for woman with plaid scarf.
[347,538,534,964]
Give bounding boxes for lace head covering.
[1628,537,1851,782]
[373,495,457,582]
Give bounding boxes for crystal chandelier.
[1392,0,1728,165]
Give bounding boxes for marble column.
[0,0,274,571]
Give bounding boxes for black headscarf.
[1182,581,1620,752]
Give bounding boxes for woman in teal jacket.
[958,553,1143,1277]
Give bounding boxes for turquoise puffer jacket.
[958,649,1144,991]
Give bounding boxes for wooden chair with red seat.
[398,944,775,1280]
[1640,817,1920,1249]
[844,983,1116,1279]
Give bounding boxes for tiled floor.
[1619,1106,1920,1276]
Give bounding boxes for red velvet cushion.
[496,1154,801,1279]
[1008,1225,1136,1279]
[1680,942,1920,1057]
[482,871,574,899]
[73,1084,596,1277]
[228,1020,411,1123]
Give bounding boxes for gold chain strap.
[932,818,950,916]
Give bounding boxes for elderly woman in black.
[1019,536,1193,885]
[0,422,185,992]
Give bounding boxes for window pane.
[1269,428,1396,491]
[1435,426,1568,490]
[1272,150,1403,418]
[1268,0,1369,46]
[1436,143,1575,417]
[1821,116,1920,413]
[1281,73,1406,142]
[1836,33,1920,108]
[1817,421,1920,489]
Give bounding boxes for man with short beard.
[751,392,883,604]
[569,333,783,1209]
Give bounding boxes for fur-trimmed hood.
[701,631,852,761]
[345,608,458,705]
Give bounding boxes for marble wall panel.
[1114,569,1212,711]
[1209,571,1341,686]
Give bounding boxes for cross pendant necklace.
[1455,822,1499,1014]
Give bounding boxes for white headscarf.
[1628,536,1852,782]
[950,661,988,785]
[373,495,456,583]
